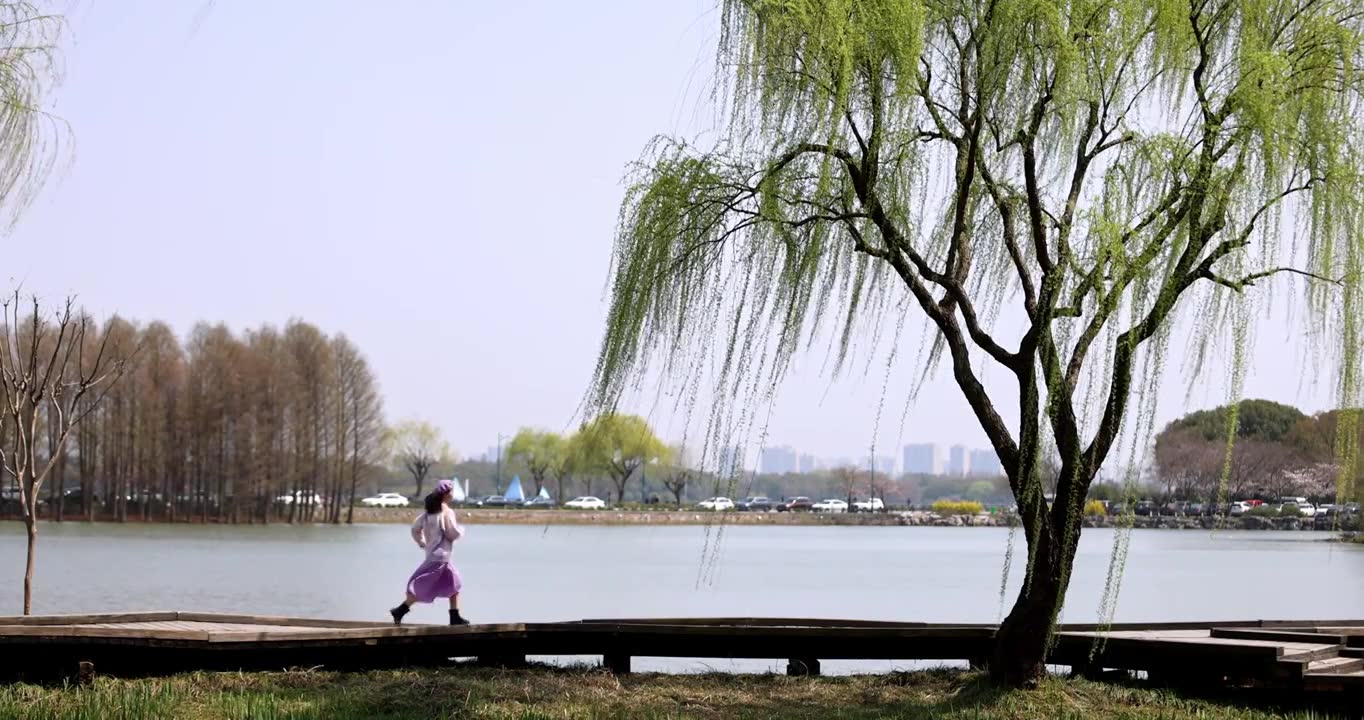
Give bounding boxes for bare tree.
[832,466,861,506]
[0,294,123,614]
[332,335,383,524]
[660,445,693,507]
[387,420,450,499]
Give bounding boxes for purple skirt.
[406,559,462,603]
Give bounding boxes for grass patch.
[0,666,1345,720]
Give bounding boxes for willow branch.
[1202,266,1345,291]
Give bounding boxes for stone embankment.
[352,507,1354,531]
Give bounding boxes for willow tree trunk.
[990,520,1082,686]
[989,441,1093,687]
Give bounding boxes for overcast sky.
[3,0,1337,469]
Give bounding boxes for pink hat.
[435,479,454,496]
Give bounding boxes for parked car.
[852,498,886,513]
[1228,501,1251,517]
[777,496,814,512]
[736,496,775,512]
[698,497,736,511]
[360,493,409,508]
[812,498,849,513]
[275,492,324,506]
[1134,500,1156,516]
[473,495,510,508]
[38,488,103,508]
[1314,510,1342,530]
[523,496,556,508]
[564,496,607,510]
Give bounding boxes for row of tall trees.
[6,316,387,526]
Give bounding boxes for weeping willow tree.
[588,0,1364,688]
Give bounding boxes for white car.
[361,493,409,508]
[813,499,849,513]
[853,498,885,512]
[697,497,735,511]
[564,496,607,510]
[1228,501,1252,517]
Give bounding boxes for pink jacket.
[411,508,462,563]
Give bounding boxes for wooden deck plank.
[1260,620,1364,629]
[578,618,1269,632]
[0,612,179,627]
[1211,628,1347,645]
[0,626,211,641]
[205,623,527,644]
[174,612,391,629]
[1064,629,1337,655]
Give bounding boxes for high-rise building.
[798,453,818,474]
[902,443,938,475]
[968,449,1003,477]
[872,455,896,475]
[760,445,798,475]
[946,445,969,476]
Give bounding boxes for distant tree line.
[1153,399,1360,503]
[1,317,386,524]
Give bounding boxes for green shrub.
[932,500,984,516]
[1247,504,1303,518]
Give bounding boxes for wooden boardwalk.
[0,612,1359,698]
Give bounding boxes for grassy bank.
[0,667,1341,720]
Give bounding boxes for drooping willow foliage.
[0,2,63,227]
[589,0,1364,686]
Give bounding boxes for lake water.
[2,522,1361,673]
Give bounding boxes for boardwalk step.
[1303,670,1364,691]
[1211,628,1346,645]
[1280,644,1349,663]
[1305,657,1364,675]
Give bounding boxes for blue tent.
[504,475,525,502]
[449,478,466,502]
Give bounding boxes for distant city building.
[946,445,969,476]
[902,443,939,475]
[872,455,896,475]
[969,449,1003,477]
[760,445,798,475]
[798,453,818,474]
